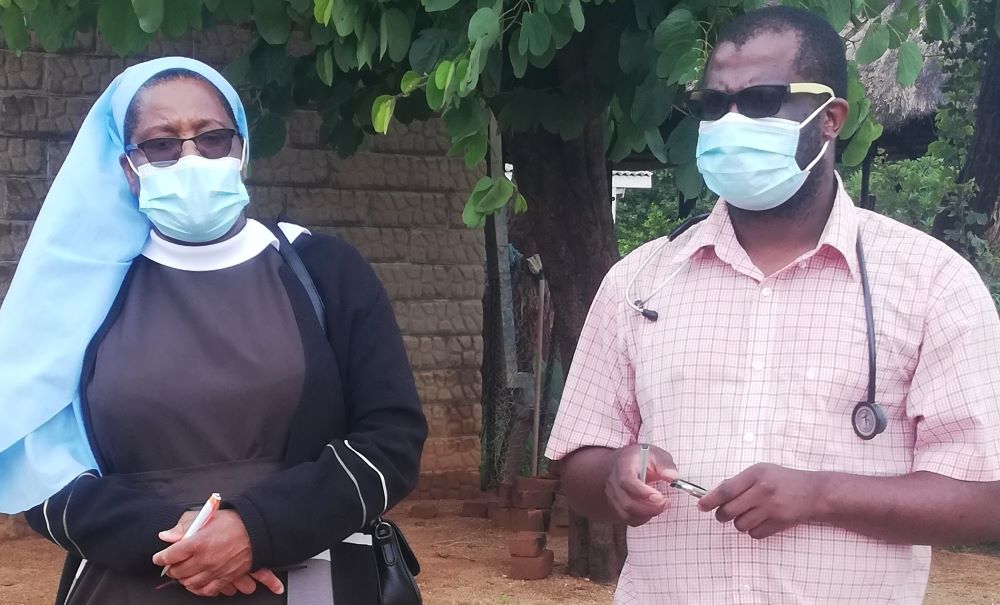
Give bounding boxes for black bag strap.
[267,222,327,334]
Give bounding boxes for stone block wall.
[0,28,484,514]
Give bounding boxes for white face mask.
[695,97,834,211]
[128,153,250,243]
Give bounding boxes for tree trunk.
[507,113,624,581]
[933,32,1000,248]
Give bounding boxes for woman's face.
[119,77,244,197]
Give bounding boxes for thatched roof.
[846,28,946,130]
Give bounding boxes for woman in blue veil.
[0,57,427,604]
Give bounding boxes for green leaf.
[131,0,163,33]
[841,117,883,166]
[0,0,11,8]
[250,112,287,159]
[631,74,675,129]
[855,22,889,65]
[333,36,359,70]
[468,6,500,46]
[2,5,28,51]
[434,59,454,90]
[522,10,552,57]
[476,177,515,213]
[462,199,487,229]
[316,47,334,85]
[668,47,702,84]
[314,0,333,25]
[356,22,378,68]
[514,193,527,214]
[310,22,336,45]
[549,5,574,49]
[619,28,652,75]
[941,0,968,24]
[223,55,251,85]
[218,0,253,20]
[254,0,291,45]
[97,0,150,56]
[541,0,562,14]
[288,0,310,13]
[924,4,950,42]
[401,70,422,94]
[380,8,411,62]
[426,75,445,110]
[409,28,447,73]
[12,0,37,10]
[569,0,584,31]
[665,117,699,164]
[509,29,528,78]
[423,0,460,12]
[840,97,870,140]
[330,0,358,37]
[371,94,396,134]
[675,161,704,200]
[653,7,694,50]
[823,0,851,31]
[644,128,668,163]
[895,40,922,87]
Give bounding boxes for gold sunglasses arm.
[789,82,835,97]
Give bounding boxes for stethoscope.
[625,215,887,441]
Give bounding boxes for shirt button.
[752,359,765,371]
[741,584,752,594]
[743,432,756,443]
[760,286,772,298]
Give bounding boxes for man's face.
[700,30,846,216]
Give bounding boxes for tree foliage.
[0,0,991,227]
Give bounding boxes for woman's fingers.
[251,569,286,595]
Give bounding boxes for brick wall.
[0,28,485,513]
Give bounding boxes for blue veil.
[0,57,249,513]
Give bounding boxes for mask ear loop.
[799,96,836,172]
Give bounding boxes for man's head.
[698,7,850,218]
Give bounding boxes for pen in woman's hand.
[160,493,221,578]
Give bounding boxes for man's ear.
[119,153,140,198]
[823,98,851,140]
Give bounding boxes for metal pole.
[530,273,546,476]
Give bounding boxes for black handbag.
[268,222,423,605]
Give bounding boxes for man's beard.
[728,118,828,222]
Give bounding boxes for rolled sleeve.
[909,259,1000,481]
[545,269,640,461]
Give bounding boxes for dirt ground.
[1,501,998,604]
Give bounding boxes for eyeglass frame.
[124,128,243,166]
[684,82,836,121]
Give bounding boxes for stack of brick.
[507,476,561,579]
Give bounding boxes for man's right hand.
[605,444,679,526]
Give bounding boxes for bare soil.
[1,501,997,604]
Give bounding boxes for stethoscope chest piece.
[851,401,887,440]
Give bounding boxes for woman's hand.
[154,510,284,597]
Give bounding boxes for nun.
[0,57,427,603]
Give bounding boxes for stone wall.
[0,28,485,513]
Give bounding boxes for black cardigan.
[25,233,428,578]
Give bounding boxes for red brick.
[509,549,554,580]
[512,489,555,510]
[409,503,439,519]
[553,493,568,509]
[508,531,547,558]
[515,476,560,494]
[488,502,512,529]
[460,501,490,518]
[510,509,549,532]
[497,480,515,505]
[551,506,569,528]
[548,524,568,538]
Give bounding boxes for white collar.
[141,219,309,272]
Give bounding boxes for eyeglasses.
[125,128,239,167]
[684,83,834,121]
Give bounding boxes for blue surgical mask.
[695,98,833,211]
[128,154,249,243]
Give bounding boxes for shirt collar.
[674,172,860,280]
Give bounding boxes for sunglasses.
[125,128,240,167]
[684,83,834,121]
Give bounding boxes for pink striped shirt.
[546,177,1000,604]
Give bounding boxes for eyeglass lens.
[686,85,788,121]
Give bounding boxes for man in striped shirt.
[546,7,1000,604]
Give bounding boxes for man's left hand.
[697,463,826,539]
